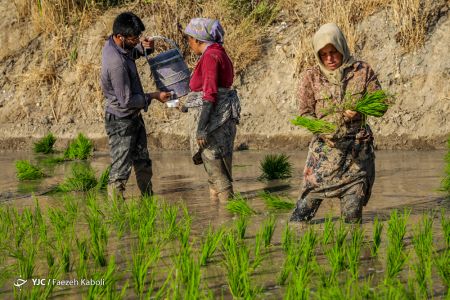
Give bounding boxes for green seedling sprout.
[33,133,56,154]
[64,133,93,160]
[371,216,384,257]
[226,194,256,217]
[259,154,293,180]
[260,192,295,210]
[200,225,224,266]
[15,160,44,181]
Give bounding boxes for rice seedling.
[57,163,97,192]
[260,191,295,210]
[284,262,312,300]
[33,133,56,154]
[63,133,93,160]
[235,215,249,240]
[291,116,337,134]
[281,222,293,252]
[253,231,264,270]
[96,166,110,190]
[325,220,348,276]
[131,244,160,297]
[86,194,108,267]
[259,154,293,180]
[200,225,224,266]
[441,209,450,247]
[385,209,410,283]
[182,253,202,300]
[162,203,179,240]
[87,256,120,300]
[434,250,450,288]
[278,228,317,286]
[412,214,433,296]
[75,238,88,278]
[110,195,128,238]
[371,216,384,257]
[226,194,256,216]
[10,243,36,279]
[221,232,260,299]
[15,160,44,181]
[351,90,390,117]
[346,225,364,279]
[261,214,276,247]
[322,215,335,245]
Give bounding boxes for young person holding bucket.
[181,18,241,203]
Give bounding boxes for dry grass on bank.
[5,0,445,123]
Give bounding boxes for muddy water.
[1,150,447,220]
[0,150,449,298]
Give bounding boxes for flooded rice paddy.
[0,150,449,299]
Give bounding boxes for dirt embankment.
[0,1,449,151]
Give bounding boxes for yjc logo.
[32,279,46,286]
[13,279,27,289]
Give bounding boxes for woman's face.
[187,36,202,55]
[318,44,343,70]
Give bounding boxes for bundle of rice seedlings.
[64,133,93,160]
[259,154,293,180]
[15,160,45,181]
[57,164,98,192]
[291,116,337,134]
[259,192,295,210]
[352,90,390,117]
[33,133,56,154]
[226,194,256,217]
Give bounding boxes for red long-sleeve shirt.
[189,43,234,103]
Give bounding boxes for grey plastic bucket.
[145,36,190,99]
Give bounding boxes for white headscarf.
[313,23,355,86]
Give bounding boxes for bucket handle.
[143,35,183,61]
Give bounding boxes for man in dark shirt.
[101,12,170,199]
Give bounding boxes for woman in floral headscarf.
[290,23,383,223]
[182,18,241,203]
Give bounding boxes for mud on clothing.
[291,61,381,222]
[186,89,240,193]
[105,113,153,196]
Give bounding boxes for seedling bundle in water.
[226,194,256,216]
[260,192,295,210]
[15,160,45,181]
[259,154,293,180]
[34,133,56,154]
[64,133,93,160]
[291,116,337,134]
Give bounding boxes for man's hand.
[146,91,172,103]
[157,92,172,103]
[141,36,154,50]
[197,137,207,148]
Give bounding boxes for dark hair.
[113,12,145,37]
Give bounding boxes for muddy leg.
[107,180,125,200]
[202,153,233,202]
[290,193,322,222]
[340,183,364,223]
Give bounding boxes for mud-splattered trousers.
[290,61,381,223]
[185,89,241,200]
[105,112,153,196]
